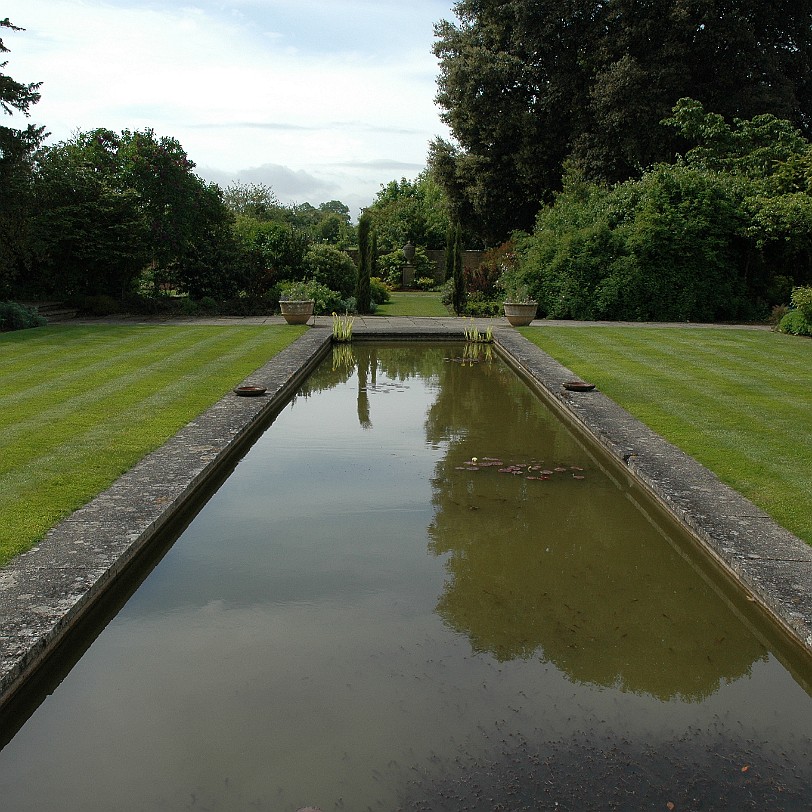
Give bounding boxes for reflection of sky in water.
[0,343,810,811]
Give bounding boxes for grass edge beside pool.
[519,326,812,545]
[0,324,305,565]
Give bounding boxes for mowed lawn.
[0,324,305,565]
[376,291,450,316]
[520,326,812,545]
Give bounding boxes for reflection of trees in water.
[354,344,456,431]
[356,346,374,429]
[296,345,357,399]
[303,342,765,700]
[424,352,765,701]
[373,345,449,383]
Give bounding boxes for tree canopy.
[364,171,450,253]
[432,0,812,242]
[27,128,239,299]
[0,19,46,296]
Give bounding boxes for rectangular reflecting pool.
[1,342,811,810]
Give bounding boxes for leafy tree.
[27,128,239,299]
[665,98,812,291]
[0,19,45,296]
[223,181,281,220]
[432,0,812,243]
[232,217,311,289]
[366,171,450,252]
[29,141,151,298]
[116,129,227,285]
[319,200,351,219]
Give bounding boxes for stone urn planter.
[503,301,538,326]
[279,299,315,325]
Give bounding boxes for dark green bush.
[0,301,47,331]
[778,308,812,336]
[517,166,751,321]
[280,279,345,315]
[369,277,390,306]
[302,244,357,298]
[463,292,502,317]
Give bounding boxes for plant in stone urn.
[500,280,538,326]
[279,281,315,325]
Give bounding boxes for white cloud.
[3,0,454,211]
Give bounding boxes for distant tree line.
[0,19,379,317]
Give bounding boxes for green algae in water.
[0,343,810,811]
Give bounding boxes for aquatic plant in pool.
[331,311,354,342]
[463,319,493,343]
[0,343,810,811]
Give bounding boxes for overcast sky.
[3,0,456,215]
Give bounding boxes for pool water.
[0,342,810,810]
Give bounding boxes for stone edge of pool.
[1,321,810,713]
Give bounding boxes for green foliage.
[377,245,436,288]
[302,243,357,298]
[331,312,354,342]
[451,222,466,315]
[462,292,502,317]
[279,281,313,300]
[432,1,812,242]
[0,301,45,331]
[280,279,345,315]
[779,286,812,335]
[664,99,812,297]
[28,139,152,299]
[791,285,812,321]
[26,128,239,301]
[778,308,812,336]
[369,276,389,306]
[0,21,45,298]
[663,98,810,177]
[222,181,280,219]
[232,217,310,292]
[355,213,372,313]
[515,157,789,321]
[366,172,450,253]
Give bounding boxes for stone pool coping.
[1,319,811,711]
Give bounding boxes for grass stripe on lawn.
[0,324,305,564]
[520,327,812,545]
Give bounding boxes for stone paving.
[1,317,810,714]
